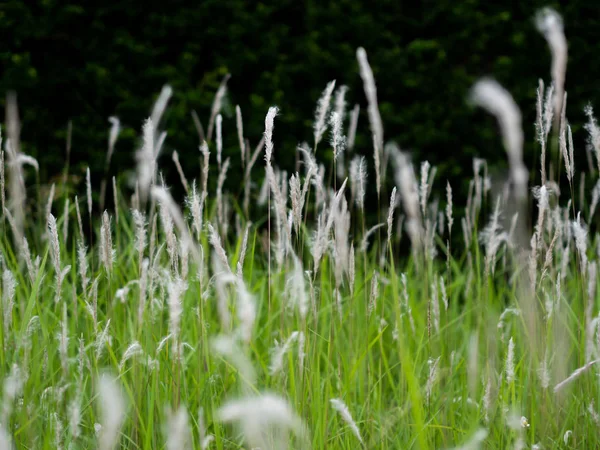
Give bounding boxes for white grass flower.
[314,80,336,147]
[388,144,423,255]
[356,48,383,156]
[446,181,454,235]
[448,428,488,450]
[0,424,12,450]
[505,337,515,384]
[426,356,441,403]
[217,393,306,450]
[212,335,256,387]
[86,167,93,217]
[215,113,223,169]
[264,106,279,165]
[96,373,126,450]
[554,359,600,393]
[2,270,16,347]
[166,405,192,450]
[387,187,397,244]
[236,223,251,279]
[347,104,360,151]
[119,341,144,371]
[236,105,245,165]
[198,407,214,450]
[470,79,528,202]
[535,8,567,121]
[168,278,187,352]
[330,111,346,161]
[208,223,231,273]
[100,211,114,274]
[573,212,588,272]
[269,331,300,375]
[207,74,230,142]
[563,430,572,445]
[77,240,89,297]
[107,116,120,166]
[330,398,363,444]
[136,118,155,204]
[584,104,600,174]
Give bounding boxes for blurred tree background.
[0,0,597,214]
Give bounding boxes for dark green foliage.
[0,1,598,209]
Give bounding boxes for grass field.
[0,7,598,450]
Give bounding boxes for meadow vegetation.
[0,6,598,450]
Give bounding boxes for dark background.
[0,0,597,213]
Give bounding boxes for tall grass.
[0,7,598,449]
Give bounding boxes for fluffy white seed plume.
[107,116,121,166]
[235,277,256,344]
[505,337,515,384]
[269,331,300,375]
[368,271,380,317]
[388,144,423,254]
[119,341,144,371]
[554,359,600,393]
[132,209,147,270]
[330,398,363,444]
[446,181,454,235]
[584,104,600,174]
[217,393,306,450]
[96,373,126,450]
[48,213,61,277]
[470,79,528,203]
[166,405,192,450]
[151,186,199,263]
[387,187,397,244]
[535,8,567,122]
[236,105,245,164]
[207,223,231,273]
[212,335,256,387]
[313,80,336,147]
[236,223,251,279]
[151,84,173,130]
[330,111,346,161]
[349,156,367,210]
[77,240,89,296]
[573,212,588,272]
[448,428,488,450]
[334,84,348,122]
[264,106,279,166]
[136,118,155,204]
[207,74,230,142]
[5,94,27,239]
[373,133,381,197]
[347,104,360,151]
[216,114,223,168]
[198,408,214,450]
[1,364,23,426]
[168,278,187,352]
[2,270,16,343]
[86,167,93,218]
[100,211,114,274]
[0,423,13,449]
[356,47,383,156]
[289,253,309,319]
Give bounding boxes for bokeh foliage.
[0,0,598,207]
